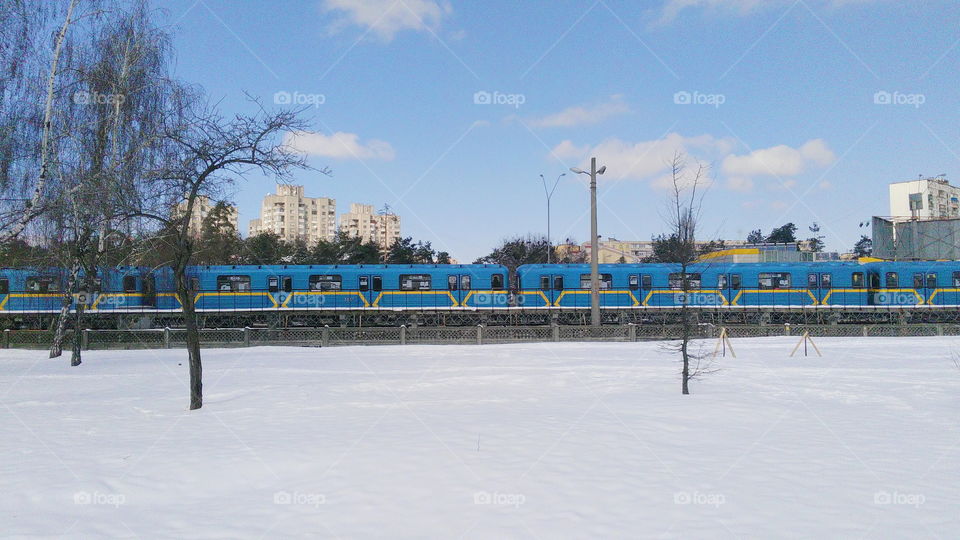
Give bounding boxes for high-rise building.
[176,195,238,238]
[340,203,401,251]
[889,175,960,220]
[248,185,336,244]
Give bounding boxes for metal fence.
[2,323,959,351]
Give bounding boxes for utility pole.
[539,173,564,264]
[571,158,606,326]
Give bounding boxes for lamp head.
[570,167,585,174]
[597,166,607,175]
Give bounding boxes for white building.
[889,176,960,220]
[340,203,401,251]
[248,185,336,244]
[176,195,238,238]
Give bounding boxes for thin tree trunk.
[49,260,81,359]
[70,303,83,366]
[175,257,202,410]
[4,0,77,242]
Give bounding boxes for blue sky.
[164,0,960,261]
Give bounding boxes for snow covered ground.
[1,337,958,539]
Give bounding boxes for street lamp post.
[571,158,606,327]
[539,173,565,264]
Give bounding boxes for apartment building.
[248,185,336,244]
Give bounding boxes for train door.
[143,275,156,307]
[268,275,293,308]
[359,275,382,307]
[866,270,881,306]
[538,274,563,307]
[459,274,472,307]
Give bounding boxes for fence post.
[937,324,944,337]
[552,324,560,342]
[628,323,637,342]
[400,325,406,345]
[243,327,251,347]
[3,329,9,349]
[476,324,483,345]
[322,325,330,347]
[784,323,791,337]
[163,327,171,349]
[82,329,90,351]
[862,326,869,337]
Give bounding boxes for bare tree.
[128,100,319,410]
[658,151,717,395]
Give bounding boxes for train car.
[518,264,669,309]
[864,260,960,307]
[187,264,510,311]
[0,268,68,313]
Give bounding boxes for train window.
[400,274,432,291]
[540,276,550,290]
[731,274,742,290]
[309,275,342,291]
[629,275,640,290]
[758,272,792,290]
[190,277,200,293]
[820,274,831,289]
[123,276,137,292]
[554,276,564,291]
[580,274,613,289]
[718,274,727,289]
[914,273,924,288]
[448,275,458,291]
[90,278,102,292]
[0,279,7,294]
[25,276,60,293]
[926,273,938,289]
[807,273,818,289]
[372,276,383,292]
[461,275,471,291]
[491,274,504,290]
[283,277,293,293]
[668,273,702,290]
[359,276,369,292]
[953,271,960,287]
[217,275,251,292]
[851,272,864,289]
[268,277,279,293]
[642,275,653,289]
[886,272,899,288]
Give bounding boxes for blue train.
[1,260,959,319]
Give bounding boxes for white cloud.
[284,130,396,160]
[550,133,735,185]
[529,96,630,128]
[658,0,884,23]
[322,0,452,41]
[722,139,835,179]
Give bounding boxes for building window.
[217,275,251,292]
[758,272,792,290]
[400,274,431,291]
